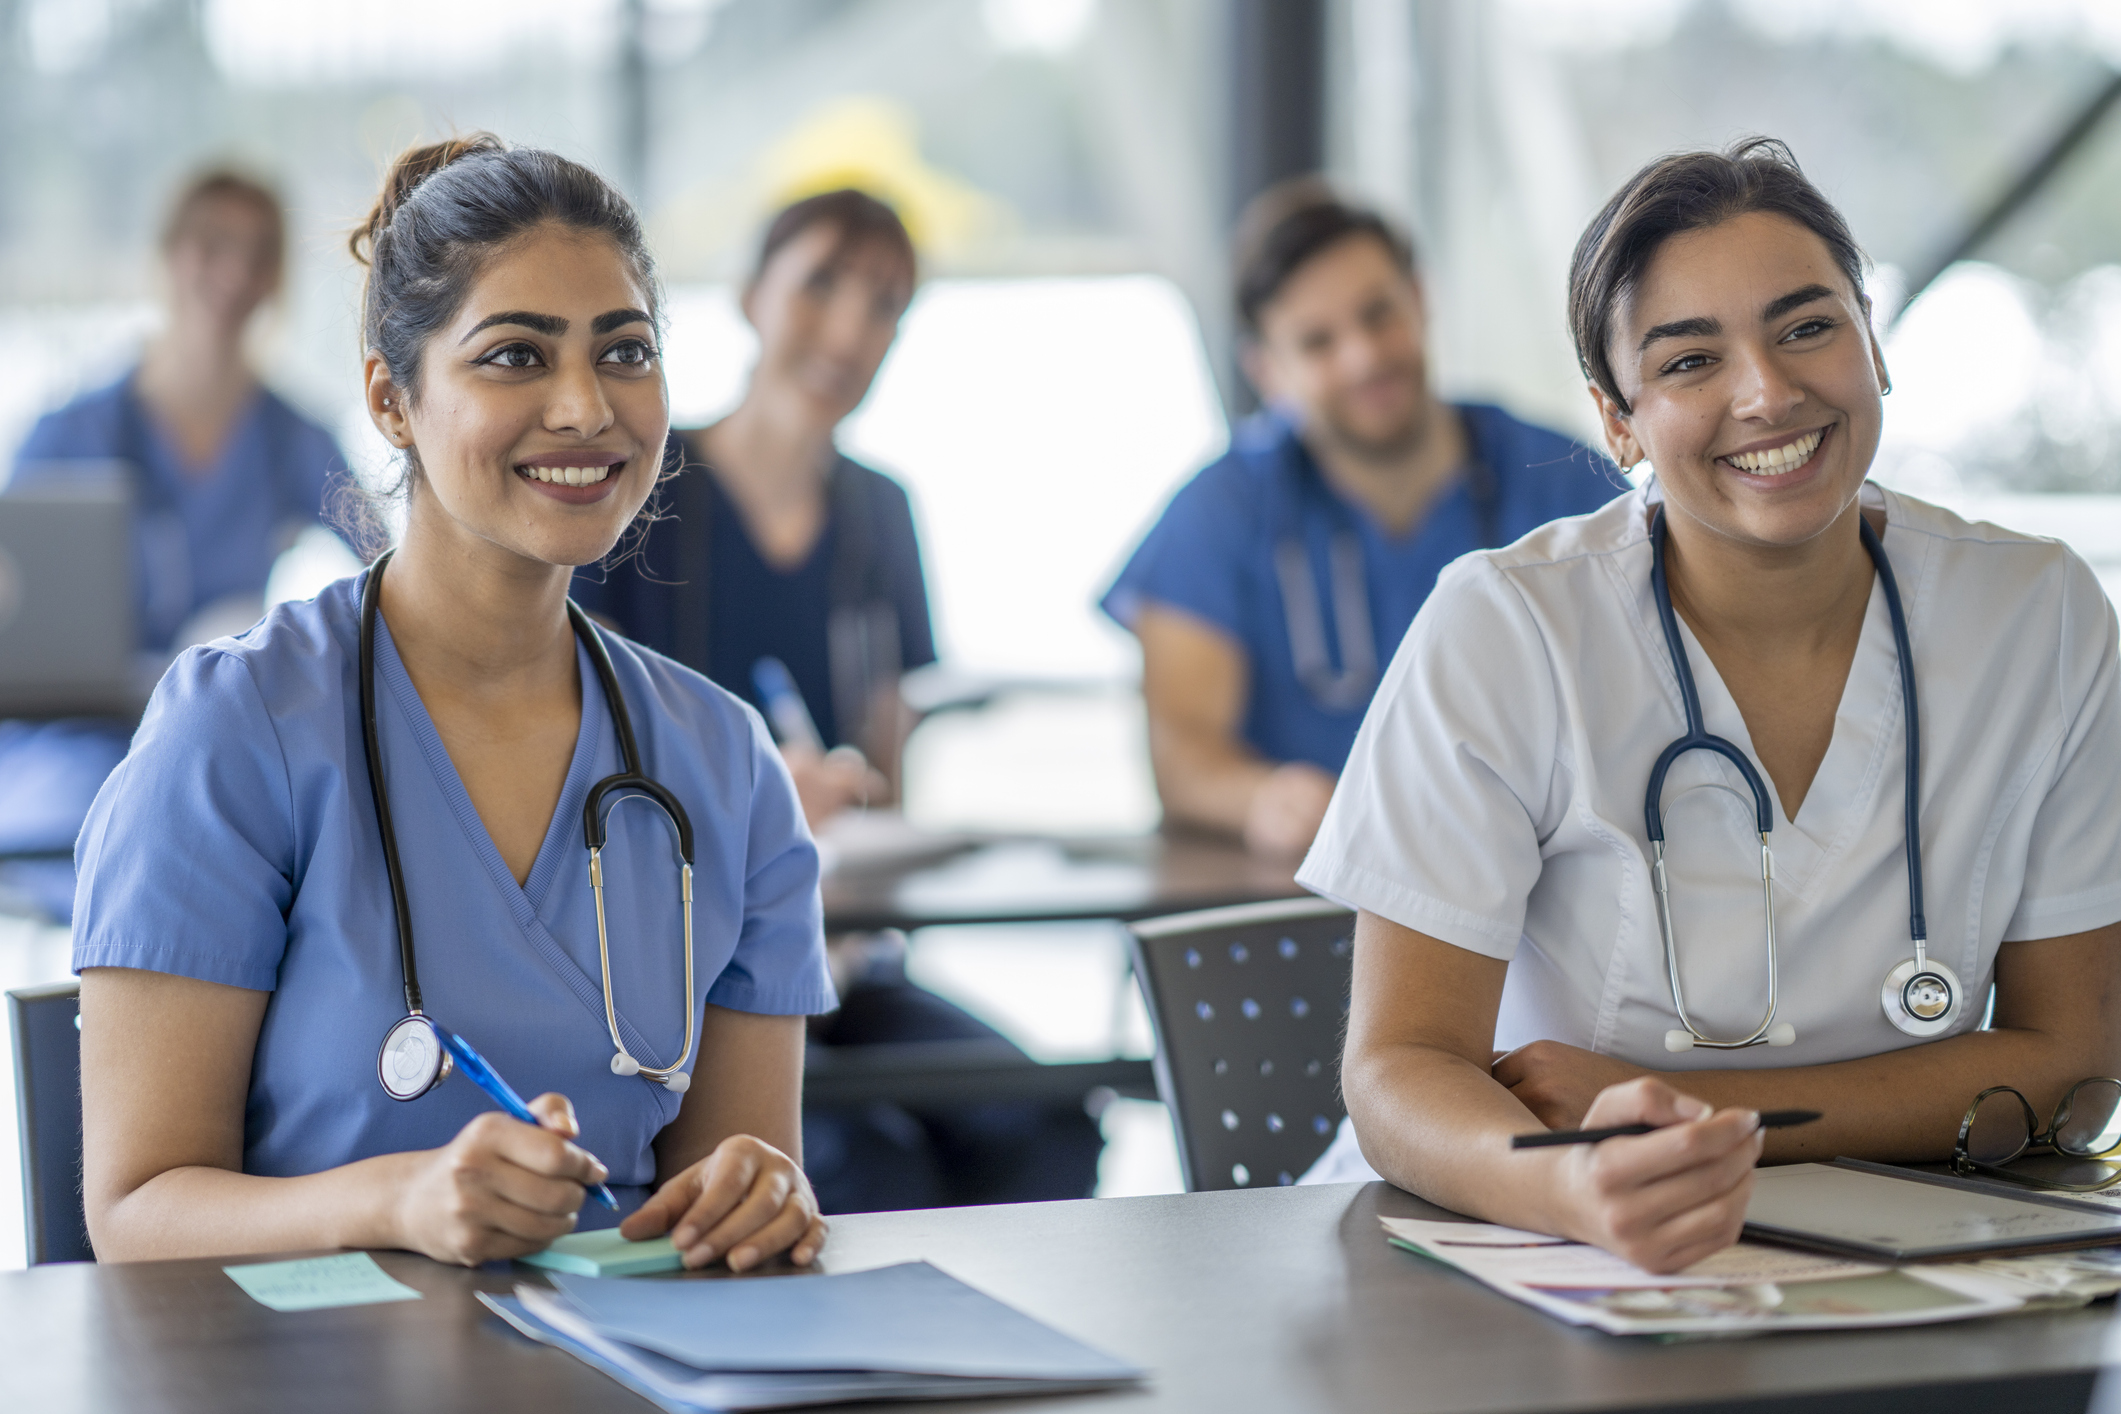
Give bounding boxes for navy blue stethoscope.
[359,548,702,1101]
[1647,503,1963,1052]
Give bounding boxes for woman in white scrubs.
[1304,138,2121,1273]
[72,135,837,1269]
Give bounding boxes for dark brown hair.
[1568,136,1869,415]
[1233,177,1416,336]
[162,168,285,271]
[752,188,915,294]
[350,132,660,404]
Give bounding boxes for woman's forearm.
[1650,1024,2105,1164]
[90,1152,412,1263]
[1346,1040,1578,1235]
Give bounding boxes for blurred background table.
[819,827,1304,934]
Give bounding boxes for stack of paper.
[1381,1218,2031,1337]
[481,1261,1144,1411]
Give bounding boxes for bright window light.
[982,0,1100,55]
[662,274,1228,681]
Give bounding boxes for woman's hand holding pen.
[621,1133,827,1272]
[391,1092,609,1266]
[1545,1077,1764,1275]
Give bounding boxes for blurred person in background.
[0,169,346,920]
[574,188,1104,1214]
[1102,181,1618,859]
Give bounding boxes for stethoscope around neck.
[1646,503,1963,1053]
[360,548,701,1100]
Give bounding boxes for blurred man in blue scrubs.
[0,170,344,919]
[1102,180,1618,858]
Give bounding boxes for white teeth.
[1724,429,1823,475]
[519,464,615,486]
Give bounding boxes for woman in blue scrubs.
[0,170,345,920]
[72,135,835,1270]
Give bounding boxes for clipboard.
[1744,1159,2121,1262]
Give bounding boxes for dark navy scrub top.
[572,451,936,749]
[1101,403,1619,773]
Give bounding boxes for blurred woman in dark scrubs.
[575,189,1104,1213]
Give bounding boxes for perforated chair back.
[1128,898,1354,1191]
[7,980,91,1263]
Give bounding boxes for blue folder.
[546,1261,1139,1380]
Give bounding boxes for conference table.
[4,1181,2109,1413]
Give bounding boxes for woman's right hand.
[1552,1076,1764,1275]
[390,1092,609,1266]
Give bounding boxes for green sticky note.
[518,1229,683,1277]
[224,1252,424,1312]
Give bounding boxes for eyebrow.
[457,307,652,344]
[592,307,652,334]
[1635,283,1842,353]
[1760,283,1836,322]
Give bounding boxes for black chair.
[1128,897,1354,1191]
[7,979,91,1263]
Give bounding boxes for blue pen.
[436,1026,619,1211]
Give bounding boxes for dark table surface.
[819,830,1304,934]
[4,1181,2111,1413]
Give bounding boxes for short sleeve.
[2004,553,2121,941]
[703,706,836,1015]
[875,477,937,671]
[1099,464,1254,642]
[1294,557,1561,959]
[11,395,124,480]
[71,648,298,990]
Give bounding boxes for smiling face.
[1245,233,1432,458]
[744,221,912,429]
[365,222,669,569]
[1593,210,1888,549]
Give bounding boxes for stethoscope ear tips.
[610,1052,642,1078]
[1764,1022,1796,1047]
[1664,1030,1697,1053]
[663,1071,691,1095]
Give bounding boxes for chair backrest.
[7,980,91,1263]
[1128,897,1354,1192]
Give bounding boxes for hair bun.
[348,132,506,267]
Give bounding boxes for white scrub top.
[1303,479,2121,1058]
[1299,482,2121,1183]
[71,572,835,1219]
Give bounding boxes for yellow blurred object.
[652,94,1012,275]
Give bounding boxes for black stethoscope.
[1647,503,1962,1053]
[1274,422,1500,712]
[360,548,702,1100]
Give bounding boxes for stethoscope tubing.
[1645,501,1932,1048]
[360,549,701,1091]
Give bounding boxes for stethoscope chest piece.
[378,1013,452,1102]
[1882,955,1964,1038]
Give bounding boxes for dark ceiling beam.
[1895,69,2121,323]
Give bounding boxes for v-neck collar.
[364,604,684,1076]
[1622,483,1927,900]
[373,613,602,916]
[126,375,266,497]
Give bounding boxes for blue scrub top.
[71,574,836,1218]
[1101,404,1620,773]
[0,371,345,919]
[11,370,346,651]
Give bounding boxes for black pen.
[1511,1109,1821,1149]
